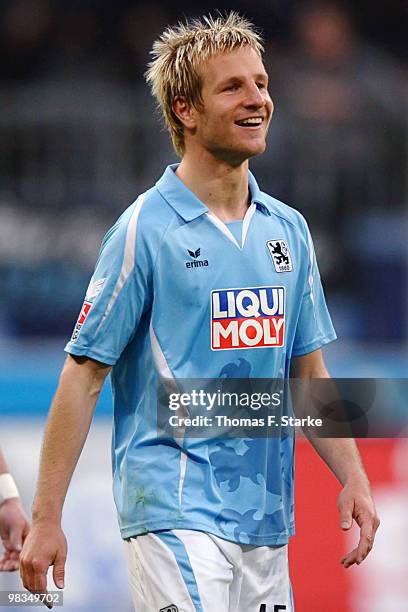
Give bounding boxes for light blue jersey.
[65,164,336,546]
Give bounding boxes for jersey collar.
[156,163,271,221]
[248,171,272,216]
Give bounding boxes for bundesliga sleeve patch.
[70,277,106,342]
[211,286,285,350]
[71,301,92,342]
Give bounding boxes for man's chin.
[208,140,266,166]
[237,141,267,161]
[250,141,267,156]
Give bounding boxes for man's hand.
[0,498,30,571]
[17,356,108,607]
[338,478,380,568]
[291,350,381,568]
[20,522,67,609]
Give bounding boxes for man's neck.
[176,153,250,223]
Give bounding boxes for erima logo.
[186,247,209,269]
[159,606,178,612]
[188,248,200,258]
[211,286,285,350]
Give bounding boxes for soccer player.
[0,449,30,571]
[20,13,379,611]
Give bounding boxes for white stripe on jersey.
[150,322,173,379]
[306,225,315,306]
[150,323,188,508]
[206,202,257,250]
[206,212,240,248]
[241,202,256,247]
[98,193,146,329]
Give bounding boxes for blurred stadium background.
[0,0,407,610]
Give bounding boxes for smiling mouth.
[235,117,264,127]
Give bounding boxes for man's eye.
[224,84,239,92]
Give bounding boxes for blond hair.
[145,12,264,157]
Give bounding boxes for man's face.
[190,46,273,165]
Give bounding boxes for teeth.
[238,118,263,125]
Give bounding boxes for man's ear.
[173,96,197,129]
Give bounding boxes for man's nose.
[243,83,265,108]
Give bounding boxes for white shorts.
[124,530,294,612]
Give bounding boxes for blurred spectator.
[0,0,53,81]
[51,4,103,76]
[117,4,170,78]
[260,1,406,293]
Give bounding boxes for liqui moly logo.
[211,286,285,350]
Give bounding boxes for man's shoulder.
[110,184,180,242]
[123,184,176,226]
[260,191,308,233]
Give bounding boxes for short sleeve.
[291,222,337,357]
[65,198,152,365]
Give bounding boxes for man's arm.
[0,450,30,571]
[20,354,111,601]
[290,349,380,568]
